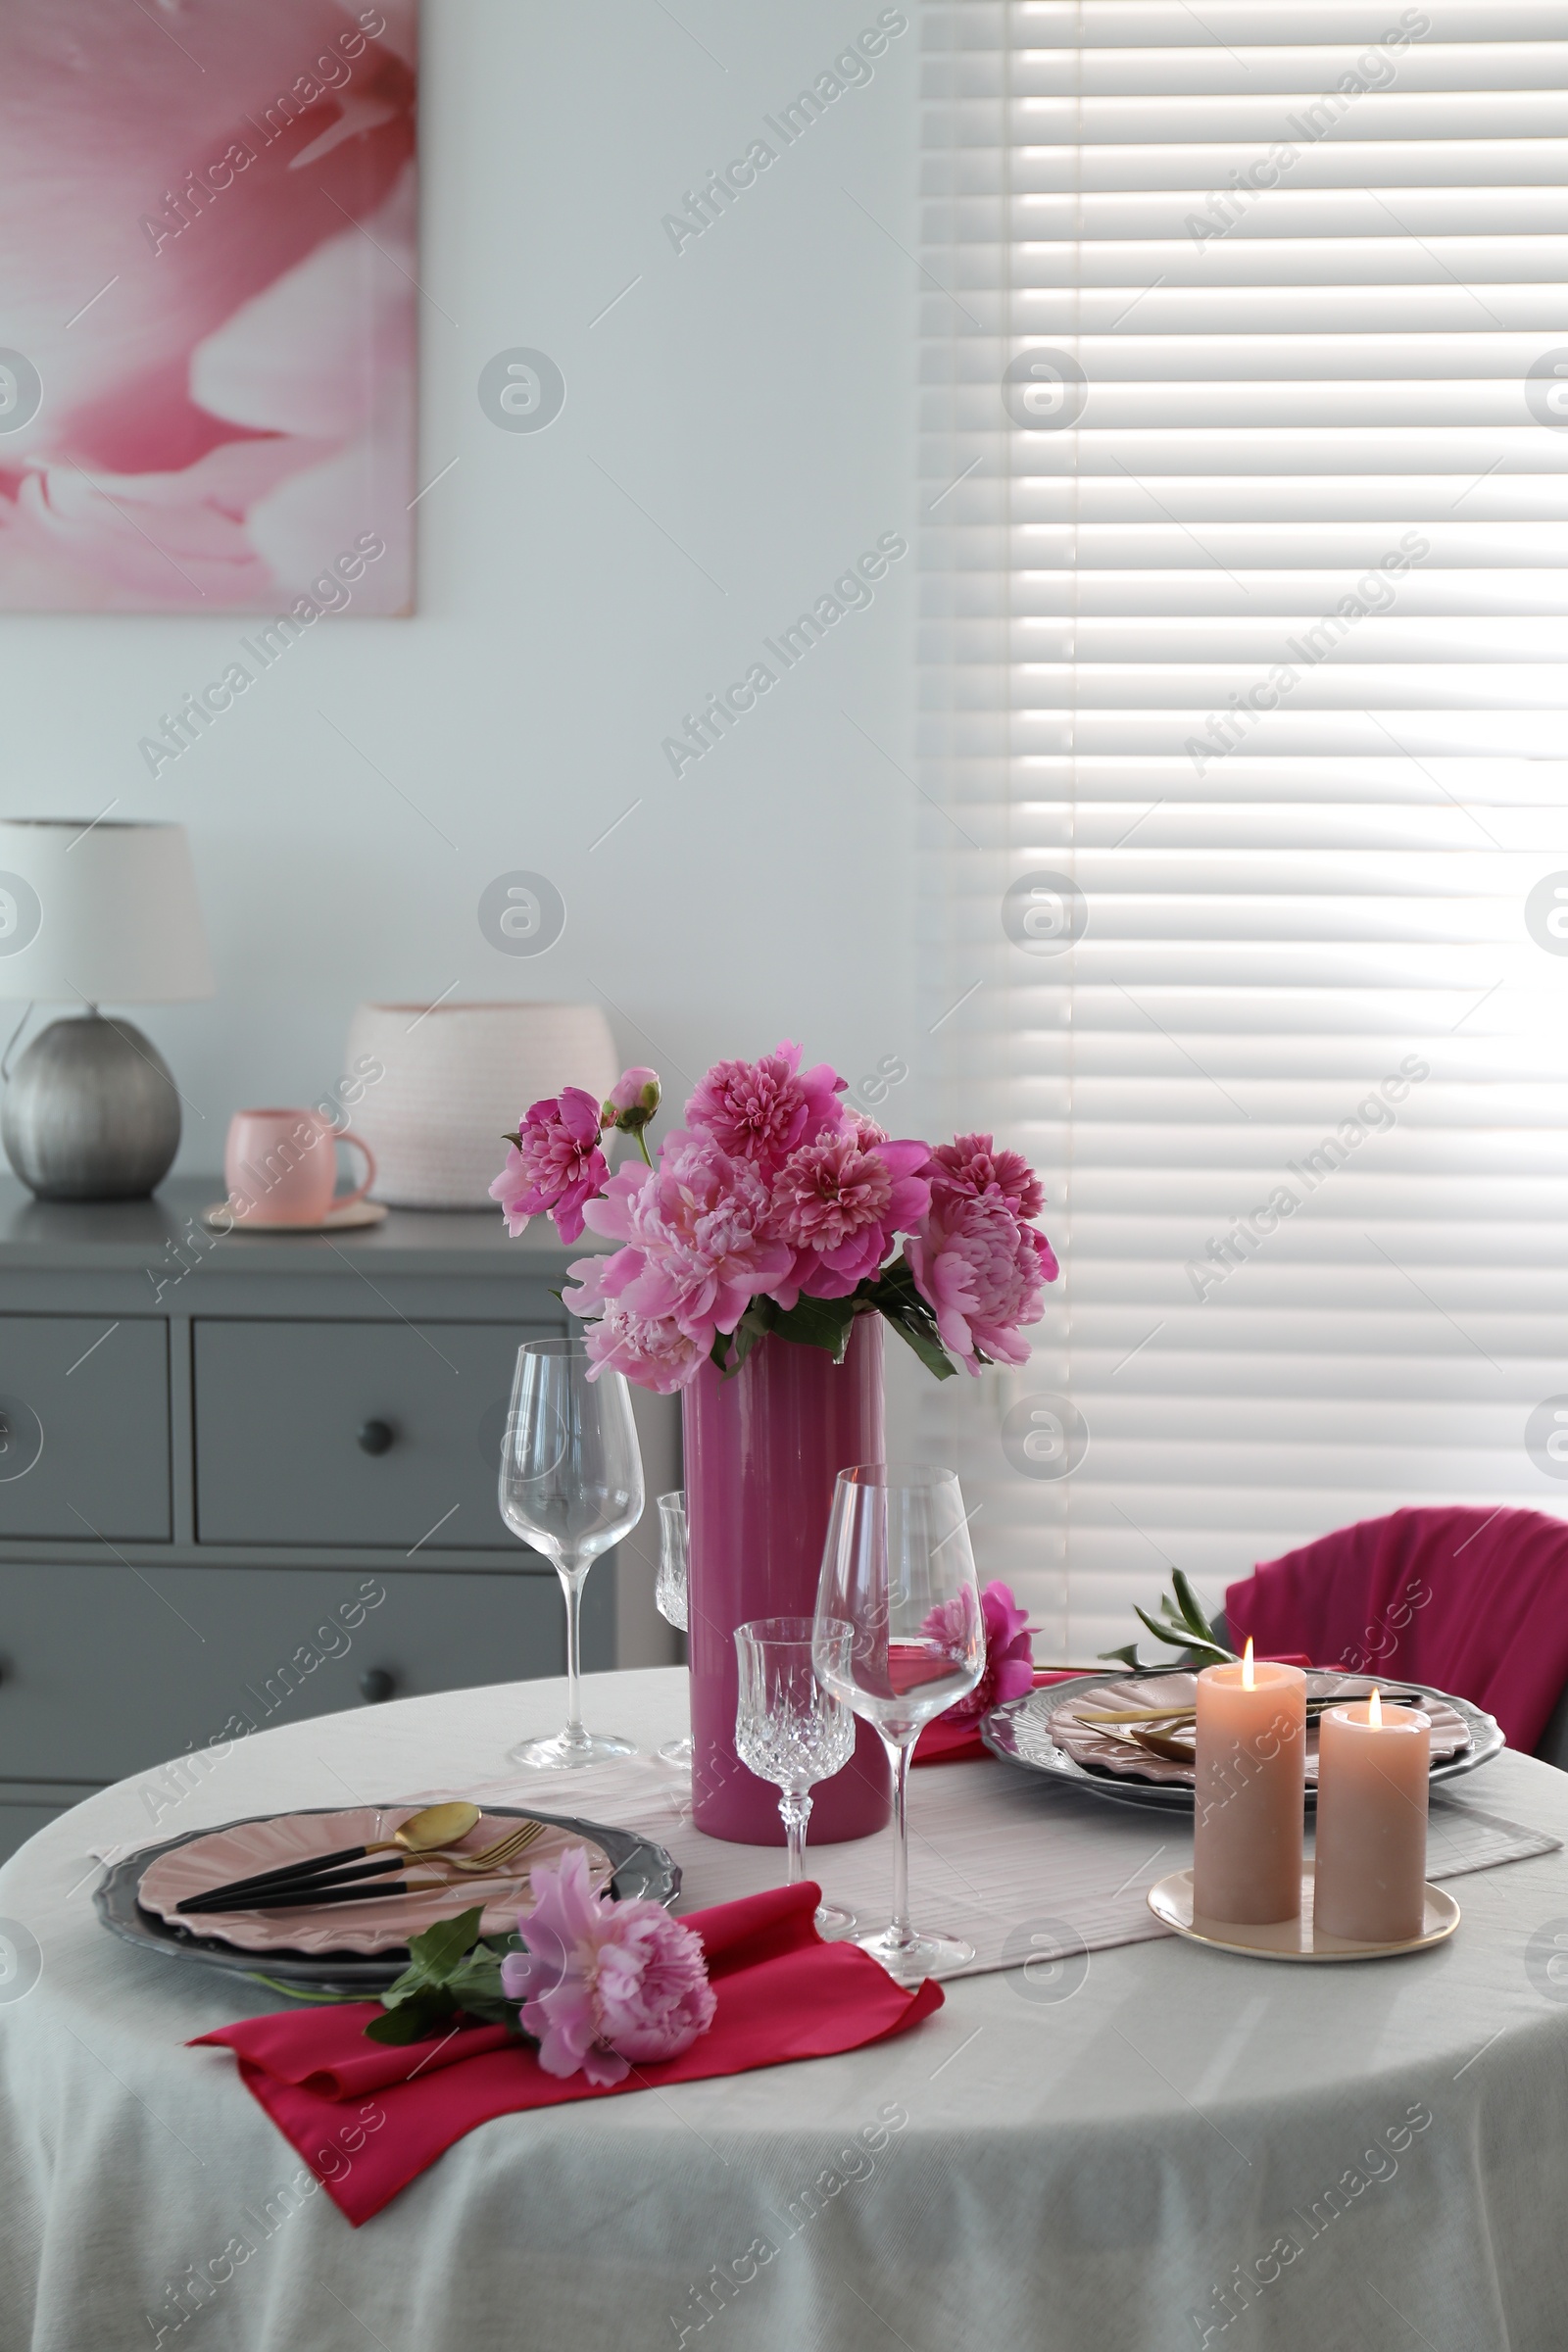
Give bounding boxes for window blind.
[915,0,1568,1657]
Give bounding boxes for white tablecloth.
[4,1666,1568,2352]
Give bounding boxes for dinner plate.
[137,1806,614,1956]
[94,1806,681,1996]
[1049,1671,1471,1788]
[982,1673,1504,1813]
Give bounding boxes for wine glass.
[498,1337,644,1769]
[734,1617,857,1936]
[813,1463,985,1982]
[656,1490,693,1769]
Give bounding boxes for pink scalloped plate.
[136,1807,614,1956]
[1050,1673,1470,1788]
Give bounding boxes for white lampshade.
[0,819,213,1004]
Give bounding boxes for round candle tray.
[1149,1864,1459,1962]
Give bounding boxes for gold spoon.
[381,1800,483,1856]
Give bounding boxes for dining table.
[3,1662,1568,2351]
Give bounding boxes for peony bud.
[602,1067,662,1134]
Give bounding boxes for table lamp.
[0,818,214,1200]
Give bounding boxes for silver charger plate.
[982,1673,1505,1813]
[94,1805,681,1996]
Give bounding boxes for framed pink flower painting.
[0,0,417,613]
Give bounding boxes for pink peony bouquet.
[491,1042,1057,1391]
[500,1848,715,2085]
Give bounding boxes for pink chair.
[1223,1505,1568,1761]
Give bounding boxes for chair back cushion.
[1225,1505,1568,1750]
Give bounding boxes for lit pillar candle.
[1193,1641,1306,1925]
[1312,1690,1431,1944]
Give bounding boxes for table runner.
[407,1750,1561,1980]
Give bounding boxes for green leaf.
[1170,1567,1218,1644]
[441,1947,514,2023]
[709,1330,732,1374]
[767,1294,858,1361]
[716,1298,775,1380]
[1131,1604,1232,1664]
[864,1256,920,1309]
[880,1301,958,1381]
[364,1989,456,2044]
[1098,1642,1144,1670]
[406,1906,487,1980]
[1132,1604,1188,1649]
[373,1904,487,2019]
[857,1259,960,1383]
[366,1906,522,2044]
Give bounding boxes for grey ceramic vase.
[1,1013,181,1200]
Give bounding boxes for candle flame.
[1242,1636,1254,1690]
[1369,1686,1382,1729]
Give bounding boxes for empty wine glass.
[813,1464,985,1982]
[656,1490,693,1769]
[499,1337,644,1769]
[734,1616,857,1935]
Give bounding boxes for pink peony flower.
[489,1087,610,1245]
[926,1135,1046,1224]
[769,1130,932,1303]
[923,1582,1036,1723]
[684,1041,846,1177]
[562,1254,708,1394]
[906,1192,1057,1373]
[501,1847,715,2085]
[577,1129,792,1358]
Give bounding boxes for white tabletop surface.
[3,1665,1568,2352]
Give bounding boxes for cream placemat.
[414,1752,1561,1983]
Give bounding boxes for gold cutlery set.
[175,1802,547,1917]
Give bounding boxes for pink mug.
[224,1108,377,1226]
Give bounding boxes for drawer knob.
[357,1418,395,1456]
[359,1668,396,1704]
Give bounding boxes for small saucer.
[202,1200,388,1234]
[1148,1865,1458,1962]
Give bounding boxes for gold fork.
[434,1819,548,1874]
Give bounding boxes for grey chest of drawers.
[0,1179,676,1861]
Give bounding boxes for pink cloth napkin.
[1227,1504,1568,1751]
[912,1669,1076,1764]
[192,1884,943,2224]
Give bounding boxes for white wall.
[0,0,922,1169]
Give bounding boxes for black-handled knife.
[176,1852,413,1913]
[179,1874,506,1915]
[178,1841,394,1907]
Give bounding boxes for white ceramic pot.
[343,1001,620,1209]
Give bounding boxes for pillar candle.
[1312,1692,1430,1943]
[1193,1646,1306,1925]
